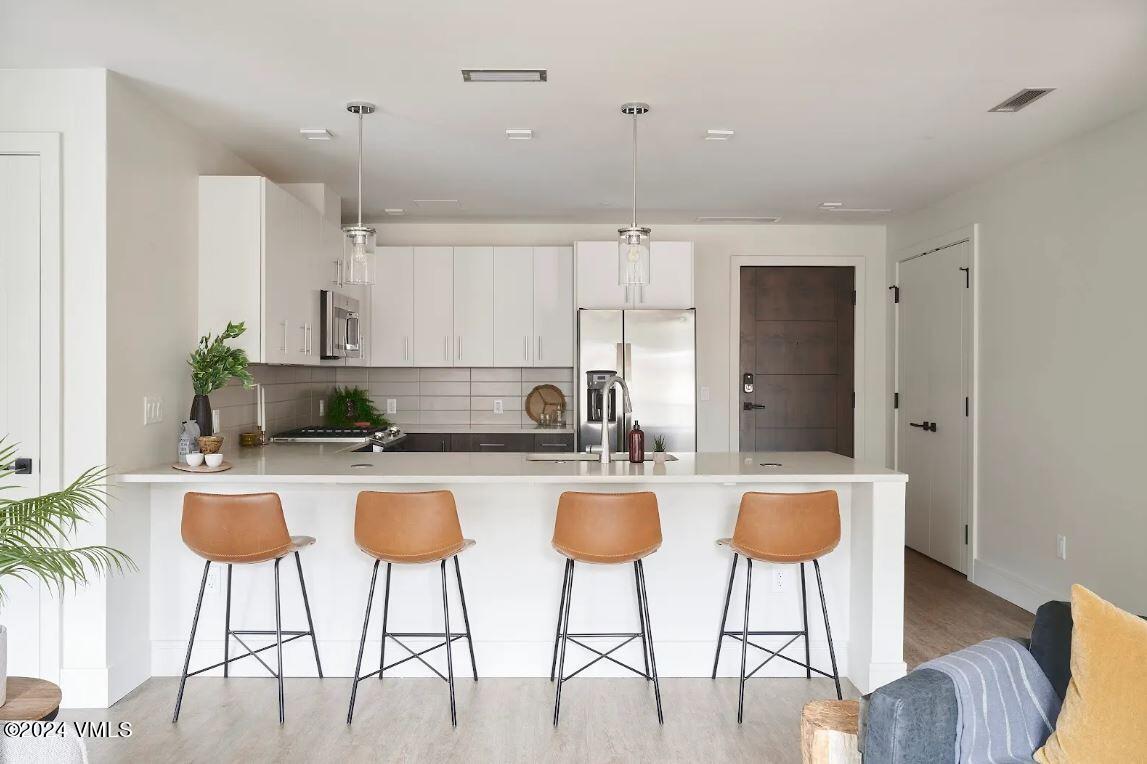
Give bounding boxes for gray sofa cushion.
[861,668,957,763]
[1028,601,1072,700]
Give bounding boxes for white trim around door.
[728,255,867,457]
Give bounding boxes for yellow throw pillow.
[1035,584,1147,763]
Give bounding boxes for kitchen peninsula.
[119,449,908,694]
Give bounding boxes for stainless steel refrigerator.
[577,309,696,453]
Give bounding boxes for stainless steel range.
[272,426,408,452]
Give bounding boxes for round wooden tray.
[172,461,233,473]
[525,384,567,424]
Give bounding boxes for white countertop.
[118,446,906,485]
[399,424,574,434]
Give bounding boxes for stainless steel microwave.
[320,290,361,360]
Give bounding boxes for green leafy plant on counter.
[327,386,391,428]
[652,435,668,452]
[0,439,136,602]
[188,321,254,396]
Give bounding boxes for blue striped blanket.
[920,638,1061,764]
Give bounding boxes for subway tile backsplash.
[210,364,340,446]
[337,367,573,427]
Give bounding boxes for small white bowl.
[184,452,204,467]
[204,453,224,468]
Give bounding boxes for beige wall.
[888,105,1147,614]
[374,223,888,461]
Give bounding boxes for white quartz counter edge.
[117,449,908,486]
[399,424,574,434]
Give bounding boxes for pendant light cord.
[631,114,638,228]
[356,111,364,228]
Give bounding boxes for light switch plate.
[1056,534,1067,560]
[494,399,504,414]
[143,395,164,425]
[699,386,711,402]
[386,399,397,415]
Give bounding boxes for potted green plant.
[188,321,254,437]
[326,386,391,428]
[0,440,135,707]
[652,435,669,463]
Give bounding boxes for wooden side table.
[801,699,861,764]
[0,677,62,721]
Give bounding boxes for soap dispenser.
[628,420,645,464]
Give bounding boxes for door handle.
[537,335,542,362]
[1,457,32,475]
[909,421,937,432]
[743,402,766,411]
[456,336,462,361]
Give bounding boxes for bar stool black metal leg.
[636,559,663,725]
[223,564,233,678]
[453,555,478,681]
[633,562,650,682]
[738,558,753,724]
[549,558,571,682]
[347,559,379,725]
[552,559,575,726]
[813,559,842,700]
[711,552,738,679]
[294,551,323,678]
[440,559,457,727]
[273,556,285,724]
[800,562,811,679]
[378,562,391,681]
[172,560,211,723]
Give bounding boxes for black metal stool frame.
[711,554,842,723]
[346,555,477,727]
[172,552,324,725]
[550,558,663,726]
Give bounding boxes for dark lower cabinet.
[533,433,575,452]
[407,433,452,452]
[453,433,534,452]
[405,431,575,453]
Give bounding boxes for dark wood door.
[739,266,855,456]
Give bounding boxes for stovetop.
[272,426,405,445]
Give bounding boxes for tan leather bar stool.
[346,490,477,727]
[549,491,664,726]
[711,490,843,723]
[173,492,322,725]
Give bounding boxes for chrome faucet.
[597,373,633,464]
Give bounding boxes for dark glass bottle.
[628,420,645,463]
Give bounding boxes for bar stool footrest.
[558,632,650,681]
[720,631,837,680]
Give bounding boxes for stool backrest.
[733,490,841,562]
[355,490,463,561]
[552,491,662,561]
[181,492,292,563]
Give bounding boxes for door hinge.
[959,266,970,288]
[851,391,856,409]
[964,524,969,545]
[894,392,899,409]
[965,396,969,417]
[888,285,900,303]
[851,290,857,306]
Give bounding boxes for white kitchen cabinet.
[493,247,534,366]
[532,246,574,366]
[413,247,455,366]
[574,240,694,309]
[452,247,494,367]
[371,247,415,366]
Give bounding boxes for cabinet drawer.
[455,433,534,452]
[407,433,452,452]
[533,433,575,452]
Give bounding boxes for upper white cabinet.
[199,176,324,365]
[531,246,574,366]
[574,240,694,309]
[412,247,455,366]
[371,247,415,366]
[452,247,494,367]
[493,247,534,366]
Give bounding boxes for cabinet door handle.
[300,323,308,353]
[281,320,288,353]
[478,443,505,448]
[456,336,462,361]
[444,335,449,362]
[537,335,543,361]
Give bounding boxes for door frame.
[728,255,867,457]
[0,132,64,680]
[892,225,978,575]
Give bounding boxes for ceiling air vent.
[462,69,547,83]
[696,216,780,224]
[989,88,1055,113]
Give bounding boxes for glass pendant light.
[618,102,651,302]
[342,101,376,286]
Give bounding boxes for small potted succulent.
[187,321,254,439]
[652,435,669,463]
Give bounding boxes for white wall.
[888,105,1147,614]
[374,223,888,461]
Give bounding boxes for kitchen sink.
[526,452,678,462]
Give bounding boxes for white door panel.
[413,247,455,366]
[532,246,574,366]
[493,247,533,366]
[372,247,415,366]
[453,247,494,367]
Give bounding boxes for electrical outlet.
[142,396,164,425]
[205,565,222,595]
[211,409,221,433]
[1056,534,1067,560]
[494,399,504,415]
[700,386,711,402]
[771,566,789,593]
[318,399,326,417]
[386,399,397,415]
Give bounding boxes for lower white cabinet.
[371,247,415,366]
[575,240,694,309]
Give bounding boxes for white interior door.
[896,241,972,572]
[0,154,44,673]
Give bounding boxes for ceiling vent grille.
[462,69,547,83]
[989,88,1055,113]
[696,216,780,224]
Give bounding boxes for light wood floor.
[60,550,1033,763]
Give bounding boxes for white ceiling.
[3,0,1147,223]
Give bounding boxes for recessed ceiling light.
[818,201,844,209]
[384,208,405,216]
[989,88,1055,113]
[705,129,735,141]
[299,128,333,140]
[462,69,547,83]
[696,216,780,224]
[505,129,534,140]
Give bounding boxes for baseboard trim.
[971,558,1063,614]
